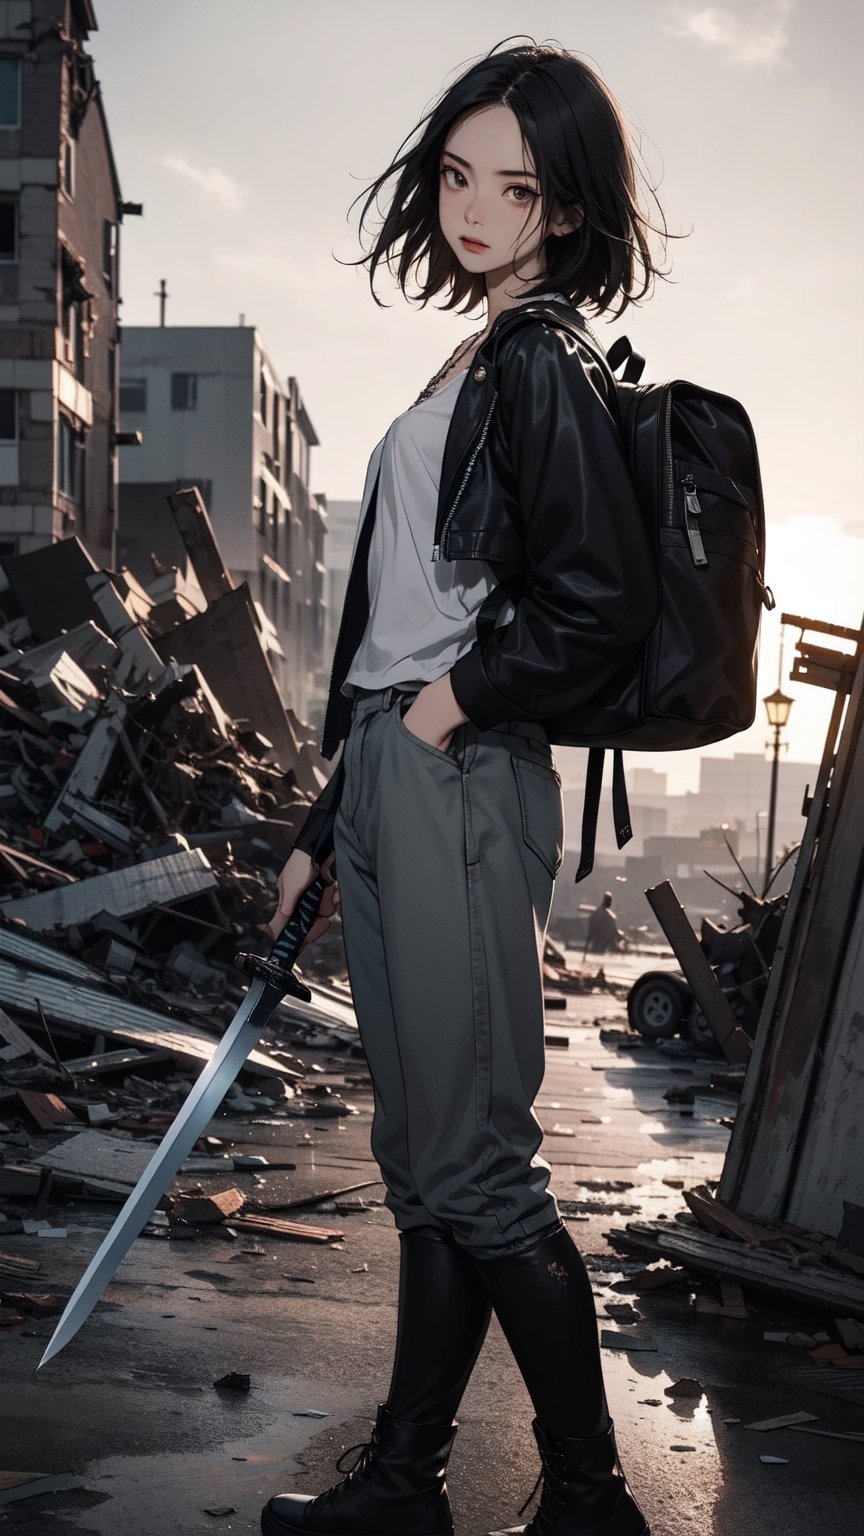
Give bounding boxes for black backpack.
[478,314,775,880]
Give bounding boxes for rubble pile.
[0,503,362,1252]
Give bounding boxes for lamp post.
[763,687,794,888]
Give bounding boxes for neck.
[484,281,559,332]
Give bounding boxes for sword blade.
[38,975,282,1368]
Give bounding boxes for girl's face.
[438,103,582,289]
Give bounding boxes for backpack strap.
[605,335,646,384]
[574,748,634,883]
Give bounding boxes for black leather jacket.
[292,295,659,858]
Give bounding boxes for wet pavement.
[3,988,861,1534]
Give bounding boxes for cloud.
[664,1,795,68]
[159,154,246,210]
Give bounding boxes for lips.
[460,237,489,250]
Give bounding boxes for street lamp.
[763,687,794,888]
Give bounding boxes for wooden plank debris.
[15,1090,77,1129]
[0,1252,41,1277]
[0,848,218,928]
[608,1220,864,1319]
[0,930,107,985]
[170,1188,246,1224]
[0,960,299,1078]
[227,1214,345,1243]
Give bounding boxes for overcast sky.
[92,0,863,792]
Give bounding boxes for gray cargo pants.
[331,682,566,1258]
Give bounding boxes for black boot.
[261,1401,458,1535]
[261,1227,493,1534]
[472,1222,649,1535]
[489,1418,649,1535]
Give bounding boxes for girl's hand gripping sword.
[37,802,341,1370]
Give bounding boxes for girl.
[261,37,670,1536]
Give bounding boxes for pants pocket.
[510,754,565,879]
[395,691,460,765]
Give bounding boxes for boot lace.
[516,1453,569,1534]
[311,1425,380,1510]
[517,1435,630,1534]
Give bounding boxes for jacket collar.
[435,294,601,546]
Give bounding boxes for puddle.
[59,1383,368,1535]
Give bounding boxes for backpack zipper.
[664,392,708,568]
[431,386,499,560]
[681,473,709,567]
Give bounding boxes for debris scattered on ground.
[665,1377,704,1399]
[213,1372,250,1392]
[744,1411,818,1431]
[600,1328,658,1351]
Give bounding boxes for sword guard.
[233,951,312,1002]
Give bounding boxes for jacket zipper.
[431,386,499,561]
[663,390,674,527]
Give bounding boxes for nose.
[464,191,488,226]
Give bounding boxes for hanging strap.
[573,748,634,883]
[605,335,646,384]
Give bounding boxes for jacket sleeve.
[289,751,345,859]
[448,323,658,729]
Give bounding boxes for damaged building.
[117,326,329,729]
[0,0,134,570]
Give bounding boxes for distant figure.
[586,892,626,953]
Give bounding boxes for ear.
[549,202,585,239]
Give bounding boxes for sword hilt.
[234,869,333,1002]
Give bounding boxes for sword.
[37,797,342,1370]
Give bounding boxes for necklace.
[409,326,488,409]
[408,290,568,410]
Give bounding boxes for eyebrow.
[441,150,538,181]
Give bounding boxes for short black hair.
[341,36,680,321]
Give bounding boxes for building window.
[257,476,267,535]
[171,372,197,410]
[0,390,16,440]
[62,298,82,374]
[102,219,118,291]
[61,135,75,197]
[0,199,16,260]
[119,377,147,413]
[57,415,84,501]
[259,367,267,426]
[0,59,19,128]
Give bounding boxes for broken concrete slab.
[154,585,299,767]
[44,694,128,833]
[0,536,103,644]
[167,486,235,606]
